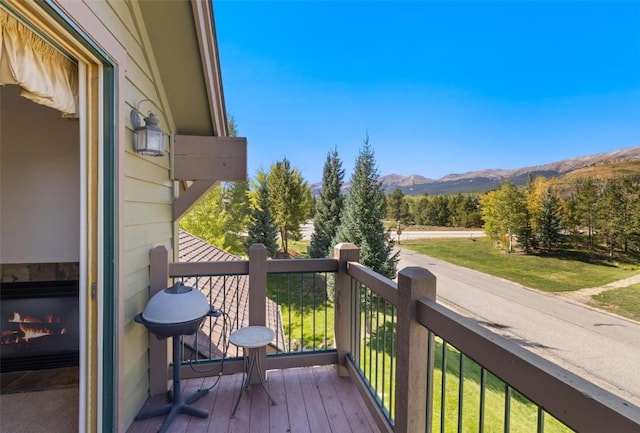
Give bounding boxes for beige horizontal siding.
[122,246,159,283]
[124,223,173,252]
[124,202,173,226]
[83,0,177,427]
[124,154,172,185]
[124,177,173,204]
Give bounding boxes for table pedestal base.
[231,346,277,417]
[229,326,277,417]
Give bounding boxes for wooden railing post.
[248,243,268,384]
[395,267,437,433]
[333,242,360,376]
[149,246,170,395]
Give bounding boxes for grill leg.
[135,336,209,432]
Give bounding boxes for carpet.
[0,387,78,433]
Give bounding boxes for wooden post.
[248,243,267,384]
[148,246,170,395]
[333,243,360,376]
[394,267,436,433]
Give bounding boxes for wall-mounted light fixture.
[131,101,166,157]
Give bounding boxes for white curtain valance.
[0,9,78,116]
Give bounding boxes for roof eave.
[139,0,227,137]
[191,0,227,138]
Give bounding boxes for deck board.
[206,371,239,432]
[282,368,312,433]
[298,366,332,433]
[248,380,271,433]
[312,365,353,433]
[328,368,380,433]
[266,369,291,433]
[126,365,384,433]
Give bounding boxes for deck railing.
[147,243,640,433]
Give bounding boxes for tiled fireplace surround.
[1,262,80,373]
[1,262,79,283]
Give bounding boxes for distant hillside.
[311,146,640,196]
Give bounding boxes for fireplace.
[1,280,79,372]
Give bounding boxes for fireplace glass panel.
[1,281,79,372]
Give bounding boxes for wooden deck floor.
[126,365,383,433]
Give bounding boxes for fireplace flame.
[19,323,53,341]
[3,311,66,345]
[45,313,61,324]
[9,312,43,324]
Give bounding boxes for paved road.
[395,229,485,243]
[397,247,640,409]
[300,222,484,242]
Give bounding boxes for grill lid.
[141,282,209,325]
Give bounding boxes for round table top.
[229,326,275,348]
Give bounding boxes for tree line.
[480,175,640,256]
[382,174,640,256]
[386,189,483,228]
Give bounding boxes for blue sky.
[214,0,640,184]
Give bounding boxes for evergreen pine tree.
[309,148,344,258]
[537,186,564,251]
[333,135,398,279]
[245,176,278,257]
[597,178,625,257]
[573,177,599,249]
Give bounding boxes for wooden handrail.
[346,261,398,305]
[416,298,640,433]
[168,257,337,277]
[170,260,248,277]
[267,258,338,273]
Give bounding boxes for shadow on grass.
[363,316,396,359]
[530,248,618,267]
[267,272,332,316]
[267,272,335,350]
[532,239,640,267]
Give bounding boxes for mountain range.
[311,146,640,196]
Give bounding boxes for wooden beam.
[174,135,247,181]
[173,179,216,221]
[148,246,170,396]
[334,243,360,376]
[248,244,268,385]
[394,267,436,433]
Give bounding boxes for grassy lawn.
[353,289,571,432]
[266,271,334,351]
[590,283,640,322]
[431,340,571,433]
[284,240,311,258]
[401,237,640,292]
[357,323,571,432]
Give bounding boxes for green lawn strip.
[431,340,572,433]
[287,240,310,258]
[355,311,571,432]
[267,272,335,351]
[590,283,640,322]
[402,238,639,292]
[356,301,397,420]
